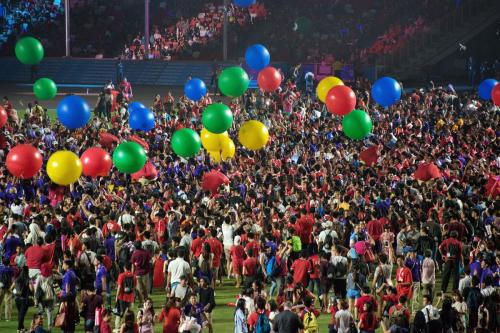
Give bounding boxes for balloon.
[0,106,7,128]
[218,66,249,98]
[129,106,155,131]
[80,147,112,178]
[15,37,44,65]
[257,66,282,92]
[202,170,230,194]
[46,151,82,185]
[316,76,343,103]
[202,103,233,134]
[372,77,401,107]
[325,85,356,116]
[112,141,147,174]
[33,78,57,100]
[131,161,158,181]
[57,95,91,129]
[200,128,228,151]
[208,150,222,163]
[492,83,500,106]
[478,79,498,100]
[233,0,256,7]
[184,78,207,102]
[245,44,270,71]
[360,146,379,167]
[128,101,147,113]
[294,17,312,34]
[6,144,43,179]
[342,109,372,140]
[171,128,202,158]
[238,120,269,150]
[221,137,236,160]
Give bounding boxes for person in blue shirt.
[60,259,78,333]
[94,255,107,296]
[479,258,494,288]
[3,225,22,261]
[404,248,421,313]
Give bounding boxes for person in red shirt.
[395,255,413,300]
[290,250,311,287]
[230,236,245,288]
[245,232,260,258]
[297,208,314,249]
[308,250,321,298]
[190,228,206,259]
[358,301,379,333]
[99,309,112,333]
[242,248,257,288]
[355,286,378,320]
[247,297,269,331]
[438,231,463,293]
[158,297,181,333]
[25,237,47,279]
[206,228,223,289]
[366,212,384,250]
[388,295,410,326]
[115,262,136,329]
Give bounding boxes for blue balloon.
[233,0,256,7]
[129,106,155,131]
[245,44,270,71]
[128,101,147,113]
[478,79,498,100]
[372,77,402,107]
[57,95,91,129]
[184,78,207,102]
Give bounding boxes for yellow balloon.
[316,76,344,103]
[200,128,228,151]
[221,137,235,160]
[46,150,82,185]
[238,120,269,150]
[208,150,222,163]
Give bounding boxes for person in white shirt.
[421,249,436,297]
[166,247,191,291]
[458,267,472,295]
[335,299,354,333]
[421,294,440,323]
[221,218,234,278]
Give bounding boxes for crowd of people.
[0,64,499,333]
[122,2,266,61]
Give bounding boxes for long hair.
[163,297,176,313]
[235,298,246,316]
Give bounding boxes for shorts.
[347,288,361,299]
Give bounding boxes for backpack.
[270,257,283,278]
[291,236,302,252]
[303,310,319,333]
[324,231,334,249]
[0,270,11,289]
[466,288,483,310]
[326,262,336,279]
[119,245,131,266]
[389,305,408,327]
[255,312,271,333]
[122,275,134,294]
[333,259,347,279]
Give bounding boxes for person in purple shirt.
[404,248,421,312]
[61,259,78,333]
[469,254,483,279]
[104,233,116,261]
[94,255,107,295]
[3,226,22,261]
[479,258,494,287]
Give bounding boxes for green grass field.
[0,272,446,333]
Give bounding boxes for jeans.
[269,277,283,298]
[15,297,29,330]
[308,278,322,297]
[441,259,460,293]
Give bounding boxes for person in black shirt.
[197,277,215,333]
[272,301,303,333]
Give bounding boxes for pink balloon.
[80,147,112,177]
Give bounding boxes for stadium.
[0,0,499,333]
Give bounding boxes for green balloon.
[112,141,147,174]
[342,109,373,140]
[218,66,249,98]
[33,78,57,100]
[171,128,201,158]
[202,103,233,134]
[295,17,312,34]
[15,37,44,65]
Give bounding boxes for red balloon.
[0,106,7,128]
[492,83,500,106]
[80,147,112,178]
[325,85,356,116]
[202,169,230,194]
[6,144,43,179]
[257,66,282,92]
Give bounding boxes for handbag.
[54,302,67,328]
